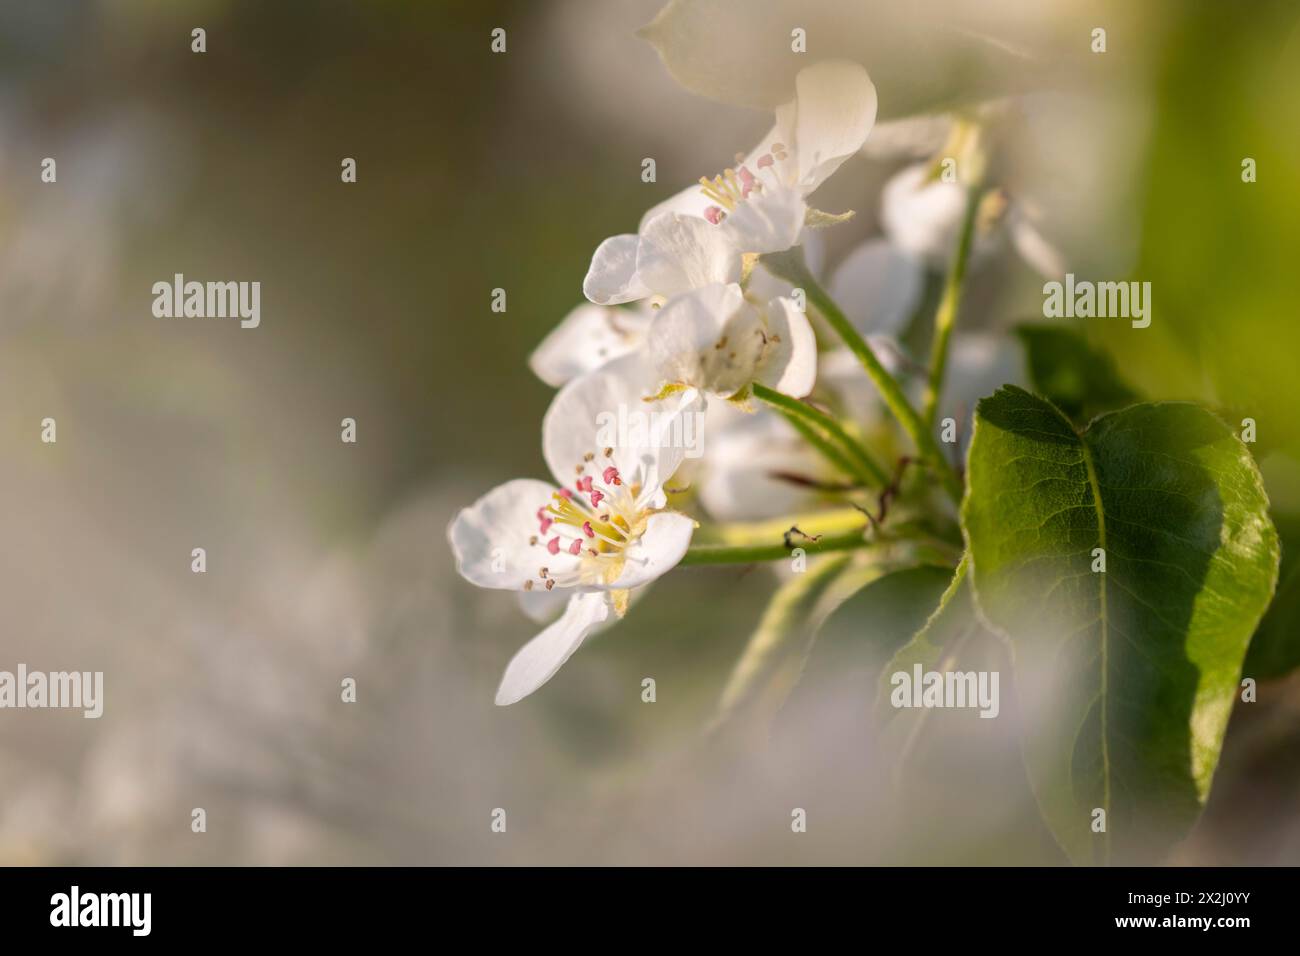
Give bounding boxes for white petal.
[448,479,579,591]
[516,587,569,624]
[1007,207,1067,280]
[608,512,695,590]
[790,61,877,193]
[721,185,807,255]
[647,283,754,398]
[860,113,954,159]
[635,212,741,298]
[638,108,797,233]
[529,302,653,387]
[639,181,715,232]
[827,238,924,337]
[542,350,706,500]
[880,162,975,268]
[584,233,648,304]
[756,297,818,398]
[495,591,610,705]
[698,408,817,521]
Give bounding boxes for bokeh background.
[1,0,1297,865]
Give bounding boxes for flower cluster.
[448,58,1032,706]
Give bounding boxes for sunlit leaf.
[963,386,1279,863]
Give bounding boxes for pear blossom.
[529,301,654,388]
[448,353,703,705]
[880,159,1045,274]
[584,60,878,307]
[646,282,817,401]
[873,91,1148,280]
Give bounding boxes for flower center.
[699,144,789,224]
[522,450,648,591]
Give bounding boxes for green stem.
[753,382,889,486]
[683,507,870,566]
[922,186,982,428]
[681,529,870,566]
[774,408,862,485]
[764,250,962,503]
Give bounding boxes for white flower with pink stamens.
[584,60,878,307]
[646,282,817,400]
[447,353,703,705]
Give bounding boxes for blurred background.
[1,0,1297,865]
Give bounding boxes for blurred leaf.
[1244,512,1300,679]
[713,554,952,736]
[1014,324,1139,423]
[1106,0,1300,457]
[875,556,971,721]
[777,561,955,737]
[963,386,1279,863]
[710,554,854,734]
[806,562,955,677]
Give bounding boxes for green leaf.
[710,554,857,735]
[875,556,973,722]
[809,563,955,682]
[714,555,952,738]
[1014,324,1139,423]
[1243,512,1300,679]
[778,562,955,739]
[963,386,1280,863]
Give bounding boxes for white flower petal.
[698,408,817,521]
[639,181,716,232]
[636,212,741,298]
[608,512,695,590]
[448,478,579,591]
[721,184,807,255]
[647,282,755,398]
[828,238,924,337]
[757,296,818,398]
[1007,207,1066,280]
[516,587,569,624]
[880,162,986,268]
[584,233,648,304]
[860,112,954,159]
[542,351,705,501]
[495,591,610,705]
[790,61,877,193]
[529,302,653,387]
